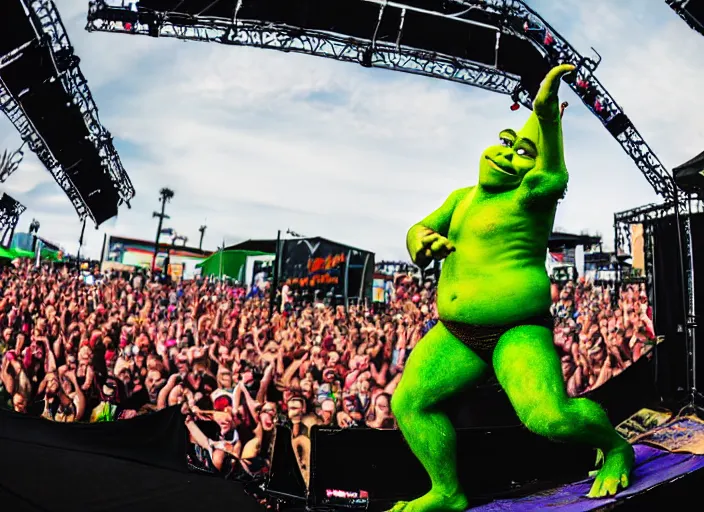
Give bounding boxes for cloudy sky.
[1,0,703,260]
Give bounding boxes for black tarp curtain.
[0,404,187,471]
[0,406,262,511]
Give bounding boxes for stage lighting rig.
[0,193,27,247]
[0,0,135,225]
[31,0,136,208]
[86,0,675,203]
[667,0,704,36]
[87,0,531,102]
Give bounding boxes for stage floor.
[468,412,704,511]
[469,443,704,511]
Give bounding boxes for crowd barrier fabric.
[0,404,187,471]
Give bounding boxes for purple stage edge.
[469,444,704,511]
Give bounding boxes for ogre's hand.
[417,232,455,263]
[533,64,575,122]
[523,64,575,179]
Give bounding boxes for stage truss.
[0,1,135,224]
[615,202,683,259]
[0,77,97,218]
[85,0,675,200]
[0,193,26,248]
[32,0,135,208]
[667,0,704,36]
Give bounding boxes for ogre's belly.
[436,262,551,326]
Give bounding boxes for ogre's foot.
[587,443,635,498]
[387,490,468,512]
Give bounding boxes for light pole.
[151,188,174,272]
[76,218,86,262]
[29,218,40,252]
[269,230,281,317]
[198,225,206,250]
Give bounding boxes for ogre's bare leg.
[493,325,634,498]
[388,322,489,512]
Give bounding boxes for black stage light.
[673,150,704,195]
[360,47,373,68]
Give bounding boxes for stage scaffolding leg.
[684,196,701,408]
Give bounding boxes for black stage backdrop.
[279,237,374,303]
[650,212,704,399]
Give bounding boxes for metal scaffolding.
[613,198,704,403]
[29,0,135,210]
[0,73,91,218]
[666,0,704,36]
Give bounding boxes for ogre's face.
[479,128,538,190]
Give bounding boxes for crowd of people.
[552,280,654,396]
[0,260,654,482]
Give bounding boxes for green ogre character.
[389,65,634,512]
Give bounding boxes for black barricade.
[0,406,263,512]
[0,405,187,472]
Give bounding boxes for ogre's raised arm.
[519,64,575,201]
[406,187,470,268]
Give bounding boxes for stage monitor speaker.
[673,151,704,195]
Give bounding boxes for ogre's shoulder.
[447,186,474,206]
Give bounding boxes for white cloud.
[0,0,703,260]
